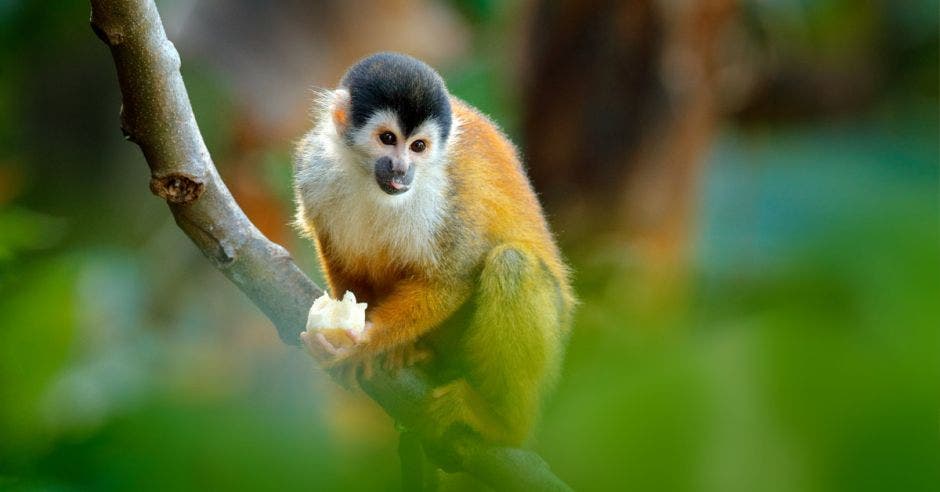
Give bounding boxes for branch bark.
[89,1,571,490]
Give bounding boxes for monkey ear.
[331,89,351,134]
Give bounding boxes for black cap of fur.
[340,52,452,142]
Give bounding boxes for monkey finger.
[348,325,370,345]
[383,350,400,372]
[302,331,337,363]
[431,384,454,399]
[315,332,341,355]
[407,346,432,365]
[338,328,359,346]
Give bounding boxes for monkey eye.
[379,131,396,146]
[410,140,427,153]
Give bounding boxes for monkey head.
[328,52,453,196]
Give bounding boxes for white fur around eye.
[406,121,443,157]
[350,109,401,150]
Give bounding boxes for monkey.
[293,52,575,449]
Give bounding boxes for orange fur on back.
[448,99,572,294]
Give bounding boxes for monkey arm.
[306,276,466,384]
[363,277,470,355]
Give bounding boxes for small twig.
[89,1,571,490]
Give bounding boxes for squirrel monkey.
[294,53,574,447]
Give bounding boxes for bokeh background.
[1,0,938,490]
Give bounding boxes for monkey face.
[325,53,454,198]
[343,108,447,197]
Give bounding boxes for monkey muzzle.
[374,156,415,195]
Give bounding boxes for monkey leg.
[426,243,565,447]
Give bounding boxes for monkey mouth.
[377,176,411,195]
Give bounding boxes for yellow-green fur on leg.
[426,243,565,447]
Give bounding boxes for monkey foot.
[382,344,431,373]
[424,379,503,444]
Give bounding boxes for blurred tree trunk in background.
[522,0,744,309]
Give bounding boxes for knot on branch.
[150,173,205,204]
[90,19,125,46]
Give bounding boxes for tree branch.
[89,1,571,490]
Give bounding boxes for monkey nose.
[375,156,415,195]
[391,159,409,176]
[377,156,408,175]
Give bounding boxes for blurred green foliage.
[542,110,940,491]
[0,1,937,491]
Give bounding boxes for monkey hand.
[301,322,375,387]
[301,290,374,386]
